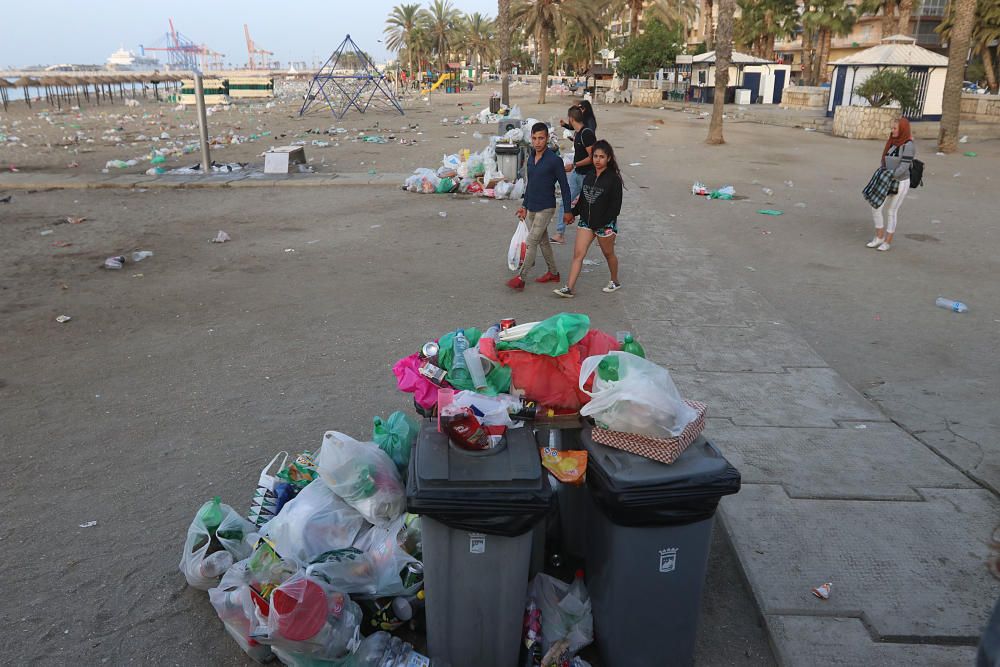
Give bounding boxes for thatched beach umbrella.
[0,78,12,112]
[13,76,40,109]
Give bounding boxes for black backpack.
[910,158,924,188]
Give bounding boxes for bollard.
[194,72,212,174]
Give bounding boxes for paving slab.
[624,288,778,327]
[671,366,887,427]
[706,420,978,500]
[721,485,1000,640]
[639,321,827,372]
[765,616,979,666]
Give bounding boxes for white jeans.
[873,178,910,234]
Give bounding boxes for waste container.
[407,421,554,667]
[494,142,520,184]
[490,96,501,114]
[735,88,752,105]
[580,428,740,667]
[536,428,589,561]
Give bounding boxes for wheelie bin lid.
[406,420,553,537]
[580,428,740,527]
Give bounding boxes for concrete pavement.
[617,183,997,664]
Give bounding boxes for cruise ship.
[106,46,160,71]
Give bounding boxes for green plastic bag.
[436,177,455,193]
[496,312,590,357]
[373,412,420,474]
[437,327,512,395]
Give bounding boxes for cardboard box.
[264,146,307,174]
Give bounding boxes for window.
[919,0,946,17]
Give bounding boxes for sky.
[0,0,498,69]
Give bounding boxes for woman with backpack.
[866,117,916,252]
[553,139,624,297]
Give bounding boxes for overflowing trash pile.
[182,311,721,666]
[180,418,431,665]
[403,111,562,200]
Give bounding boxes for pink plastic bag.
[393,353,439,409]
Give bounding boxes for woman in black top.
[559,99,597,133]
[554,139,623,297]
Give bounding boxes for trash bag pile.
[179,414,431,666]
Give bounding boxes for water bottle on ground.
[935,297,968,313]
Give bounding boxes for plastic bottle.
[568,568,587,602]
[199,496,225,534]
[622,334,646,358]
[463,347,488,391]
[199,550,233,578]
[132,250,153,262]
[935,297,968,313]
[481,324,501,341]
[597,355,620,382]
[451,329,469,371]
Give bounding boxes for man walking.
[507,123,574,291]
[551,106,596,245]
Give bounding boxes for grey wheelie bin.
[580,428,741,667]
[406,420,554,667]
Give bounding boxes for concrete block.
[721,485,1000,639]
[766,616,979,666]
[707,421,978,499]
[670,366,885,427]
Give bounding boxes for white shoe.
[877,242,891,251]
[866,237,884,248]
[602,281,622,293]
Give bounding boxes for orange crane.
[244,24,274,70]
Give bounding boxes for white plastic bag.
[351,516,420,597]
[530,573,594,655]
[508,220,529,271]
[509,105,522,119]
[261,479,367,563]
[263,571,364,660]
[208,560,274,663]
[579,351,697,438]
[451,390,523,428]
[511,178,526,201]
[316,431,406,527]
[179,498,256,590]
[494,181,514,200]
[247,451,288,528]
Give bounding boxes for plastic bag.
[530,573,593,655]
[494,181,514,200]
[317,432,406,527]
[509,105,522,119]
[420,174,440,194]
[436,328,512,396]
[540,448,587,485]
[579,351,698,438]
[261,480,367,564]
[436,177,456,193]
[436,165,457,179]
[499,329,619,409]
[208,560,274,663]
[264,572,364,661]
[451,390,523,428]
[276,451,319,491]
[180,497,256,590]
[508,220,529,271]
[248,451,289,527]
[497,312,591,357]
[392,353,440,409]
[372,412,419,475]
[466,180,484,194]
[511,178,526,201]
[350,516,419,597]
[441,153,462,170]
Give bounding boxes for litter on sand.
[757,209,784,216]
[79,521,98,528]
[210,231,231,243]
[56,315,72,323]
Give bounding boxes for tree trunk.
[881,0,897,38]
[801,29,815,85]
[538,25,551,104]
[622,0,642,90]
[897,0,913,35]
[707,0,735,144]
[817,29,832,84]
[499,0,512,105]
[983,46,998,93]
[704,0,715,49]
[939,0,976,152]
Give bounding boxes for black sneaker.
[553,286,575,298]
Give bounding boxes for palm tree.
[385,3,425,81]
[499,0,513,104]
[735,0,798,60]
[513,0,597,103]
[422,0,463,73]
[611,0,697,87]
[939,0,1000,92]
[463,12,497,82]
[560,0,612,72]
[707,0,736,144]
[703,0,716,47]
[896,0,914,34]
[939,0,980,151]
[800,0,861,85]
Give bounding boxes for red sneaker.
[506,276,526,290]
[535,272,561,283]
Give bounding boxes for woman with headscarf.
[866,117,915,252]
